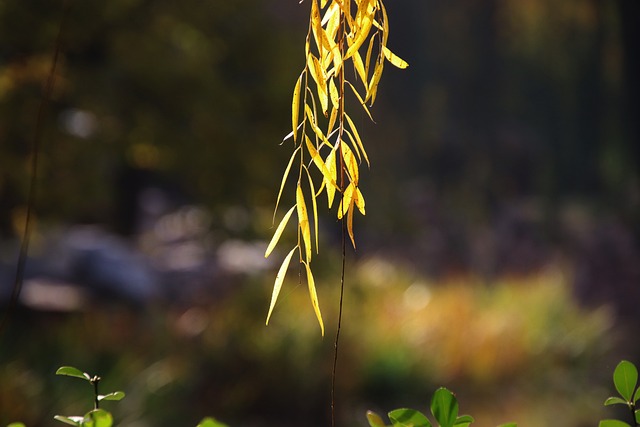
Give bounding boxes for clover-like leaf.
[431,388,458,427]
[453,414,474,426]
[613,360,638,402]
[56,366,91,381]
[388,408,431,427]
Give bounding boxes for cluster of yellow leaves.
[265,0,407,335]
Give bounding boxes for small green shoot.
[600,360,640,427]
[54,366,125,427]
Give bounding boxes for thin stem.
[331,4,348,426]
[0,0,70,336]
[92,376,101,410]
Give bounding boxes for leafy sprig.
[265,0,407,335]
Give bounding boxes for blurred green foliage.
[0,259,617,427]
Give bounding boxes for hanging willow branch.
[265,0,407,335]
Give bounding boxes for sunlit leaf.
[296,184,312,262]
[7,423,27,427]
[382,45,408,69]
[496,423,518,427]
[306,135,338,191]
[329,77,339,108]
[454,414,475,427]
[273,146,301,221]
[304,166,320,253]
[347,195,355,248]
[337,182,355,220]
[352,50,368,85]
[292,72,303,141]
[325,147,338,208]
[341,142,359,184]
[82,409,113,427]
[604,397,628,406]
[366,58,384,105]
[345,0,376,60]
[354,185,365,215]
[345,112,369,165]
[303,261,324,336]
[346,80,374,121]
[266,246,297,325]
[265,205,296,258]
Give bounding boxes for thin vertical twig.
[0,0,70,335]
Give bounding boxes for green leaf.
[635,409,640,425]
[56,366,91,381]
[598,420,631,427]
[82,409,112,427]
[604,397,628,406]
[54,416,83,426]
[7,423,27,427]
[453,414,474,426]
[496,423,518,427]
[196,417,229,427]
[388,408,431,427]
[634,386,640,404]
[97,391,125,402]
[613,361,638,402]
[431,388,458,427]
[366,411,387,427]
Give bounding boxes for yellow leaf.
[273,146,301,221]
[265,205,296,258]
[311,0,324,59]
[345,80,374,122]
[296,184,312,262]
[337,182,355,219]
[292,72,303,142]
[329,77,339,108]
[265,246,297,325]
[347,194,356,248]
[354,185,366,215]
[352,50,368,85]
[344,0,376,60]
[382,45,409,69]
[303,166,320,253]
[306,135,338,191]
[325,148,337,208]
[341,142,359,184]
[364,33,376,80]
[303,261,324,336]
[365,58,384,105]
[327,105,339,137]
[345,113,370,166]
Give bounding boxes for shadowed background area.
[0,0,638,426]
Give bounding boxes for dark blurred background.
[0,0,638,426]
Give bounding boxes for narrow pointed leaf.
[382,45,409,69]
[304,167,320,253]
[303,261,324,336]
[306,135,338,191]
[265,205,296,258]
[325,148,337,208]
[337,183,355,220]
[346,80,375,121]
[292,73,303,142]
[265,246,297,325]
[296,185,312,262]
[273,146,301,221]
[453,414,475,426]
[347,195,356,248]
[197,417,229,427]
[345,112,369,165]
